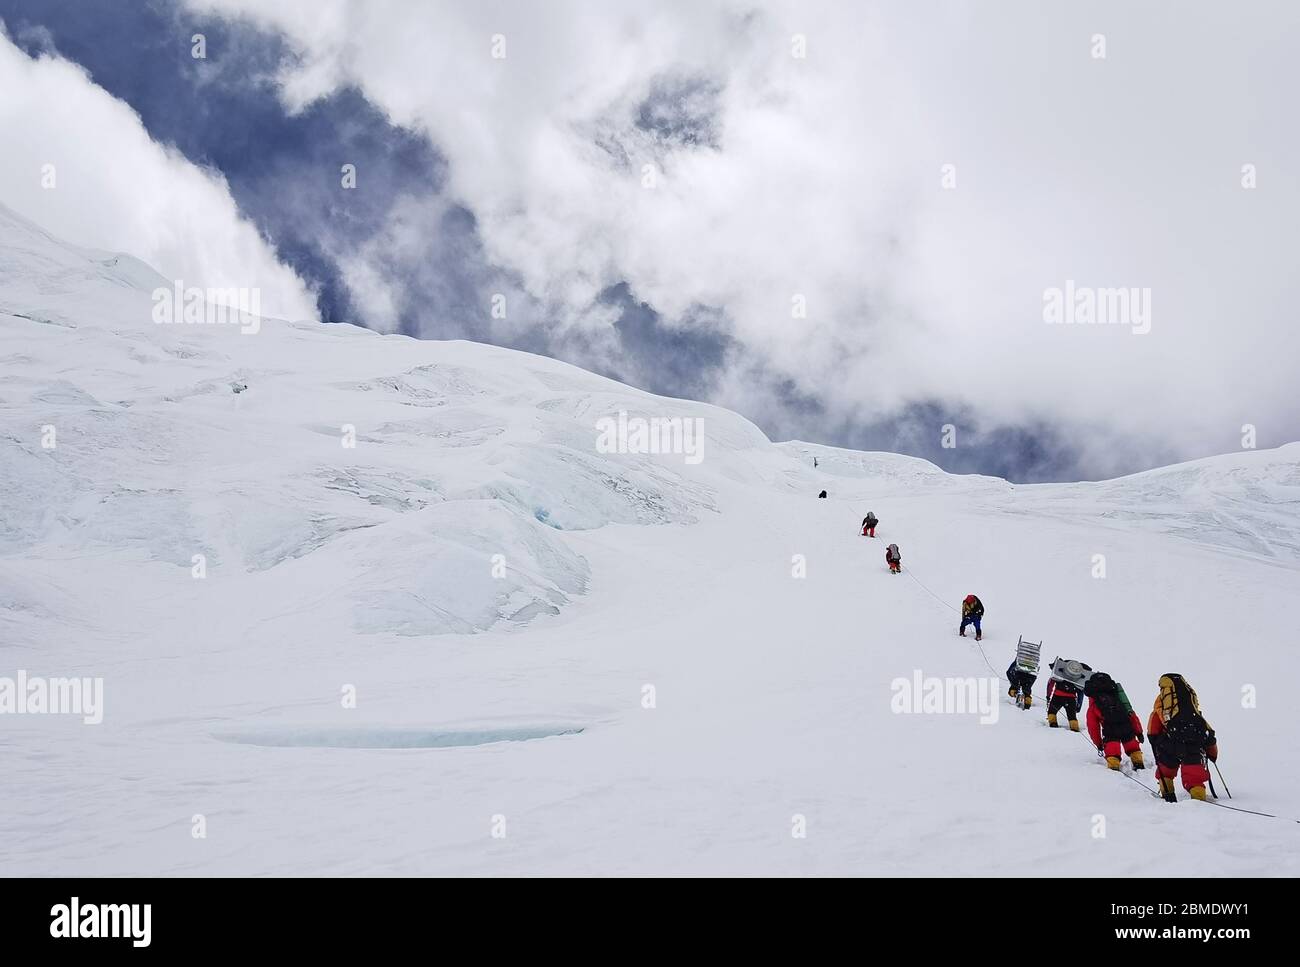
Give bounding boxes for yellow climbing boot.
[1158,777,1177,802]
[1047,712,1058,728]
[1068,719,1080,732]
[1022,694,1033,709]
[1189,785,1208,801]
[1129,749,1145,769]
[1106,755,1122,770]
[1008,686,1017,699]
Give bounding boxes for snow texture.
[2,202,1297,875]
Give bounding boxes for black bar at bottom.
[0,877,1278,953]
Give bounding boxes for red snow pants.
[1156,759,1210,790]
[1103,737,1142,760]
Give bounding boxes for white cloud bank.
[95,2,1300,470]
[0,27,316,321]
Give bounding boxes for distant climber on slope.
[1006,658,1036,710]
[1045,658,1089,731]
[885,543,901,574]
[819,490,828,499]
[861,512,878,537]
[1084,671,1145,771]
[1147,673,1218,802]
[958,594,984,641]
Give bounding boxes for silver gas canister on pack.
[1049,657,1093,689]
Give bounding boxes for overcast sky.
[2,0,1297,481]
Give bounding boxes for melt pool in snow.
[212,725,585,749]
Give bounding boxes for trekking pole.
[1211,760,1232,799]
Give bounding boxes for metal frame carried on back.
[1014,635,1041,674]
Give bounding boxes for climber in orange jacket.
[1147,673,1218,802]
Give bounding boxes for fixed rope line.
[904,569,960,614]
[1201,800,1299,822]
[904,568,1001,677]
[894,555,1300,825]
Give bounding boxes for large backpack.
[1084,672,1133,731]
[1083,670,1113,695]
[886,543,899,560]
[1158,673,1209,744]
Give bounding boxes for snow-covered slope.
[2,203,1298,876]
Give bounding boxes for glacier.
[1,201,1298,875]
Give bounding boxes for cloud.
[176,0,1300,477]
[0,25,315,320]
[9,0,1299,480]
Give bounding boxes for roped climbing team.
[855,506,1220,803]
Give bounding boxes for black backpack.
[1083,671,1109,696]
[1093,690,1128,729]
[1084,673,1131,729]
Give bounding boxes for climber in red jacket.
[1084,672,1146,770]
[1044,677,1083,731]
[884,543,901,574]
